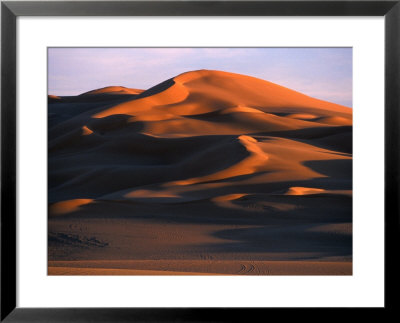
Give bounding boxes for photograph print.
[48,47,352,275]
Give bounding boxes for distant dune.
[79,86,144,96]
[48,70,352,275]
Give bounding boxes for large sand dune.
[48,70,352,275]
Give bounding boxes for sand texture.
[48,70,352,275]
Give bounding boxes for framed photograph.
[1,0,398,321]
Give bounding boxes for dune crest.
[49,199,93,215]
[81,125,93,136]
[166,135,269,186]
[285,187,326,195]
[80,86,144,96]
[211,194,248,202]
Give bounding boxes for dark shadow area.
[304,159,352,179]
[49,93,138,104]
[255,125,352,140]
[313,131,352,154]
[86,114,136,133]
[135,78,175,99]
[48,134,258,200]
[48,95,138,129]
[199,224,352,258]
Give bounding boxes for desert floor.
[48,70,352,275]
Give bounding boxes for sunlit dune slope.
[84,70,351,137]
[94,70,350,117]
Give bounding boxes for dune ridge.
[79,86,144,96]
[48,69,352,275]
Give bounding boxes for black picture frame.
[1,0,399,321]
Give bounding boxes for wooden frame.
[1,1,399,321]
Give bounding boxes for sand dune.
[79,86,144,96]
[48,69,352,275]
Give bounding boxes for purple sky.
[48,47,352,107]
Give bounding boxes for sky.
[48,47,352,107]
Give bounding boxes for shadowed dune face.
[48,69,352,274]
